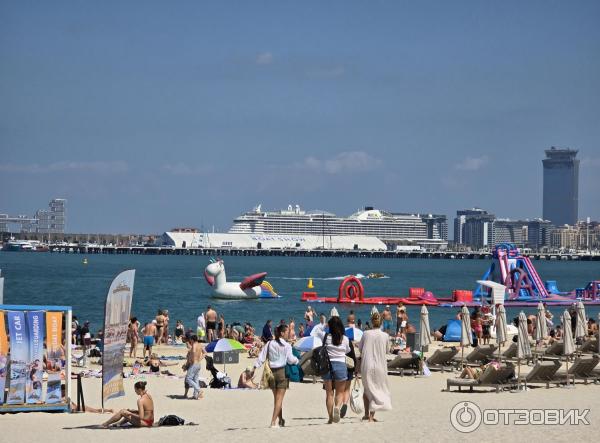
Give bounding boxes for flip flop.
[333,406,340,423]
[340,404,348,418]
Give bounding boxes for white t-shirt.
[315,330,350,363]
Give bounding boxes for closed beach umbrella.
[535,302,548,341]
[293,336,323,352]
[562,310,576,387]
[419,305,432,349]
[330,307,340,318]
[344,327,363,342]
[517,312,531,359]
[562,310,575,357]
[495,305,507,359]
[459,306,472,366]
[517,311,531,384]
[574,302,587,340]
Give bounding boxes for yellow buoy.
[307,278,314,289]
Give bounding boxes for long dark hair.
[328,316,344,346]
[274,324,287,345]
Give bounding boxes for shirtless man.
[347,310,356,328]
[155,310,166,345]
[382,305,393,334]
[396,303,405,333]
[142,322,157,359]
[205,306,218,342]
[184,336,205,399]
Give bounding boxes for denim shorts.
[323,361,348,381]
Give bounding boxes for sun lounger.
[579,338,599,354]
[519,360,569,389]
[555,355,600,384]
[425,347,458,372]
[539,341,564,358]
[454,344,498,366]
[446,362,517,393]
[501,342,534,364]
[387,353,418,376]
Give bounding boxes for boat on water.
[3,239,47,252]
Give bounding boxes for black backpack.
[311,334,332,376]
[158,415,185,426]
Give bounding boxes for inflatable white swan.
[204,259,279,300]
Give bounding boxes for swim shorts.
[143,336,155,347]
[206,321,217,331]
[383,320,392,331]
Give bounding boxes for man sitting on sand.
[238,367,258,389]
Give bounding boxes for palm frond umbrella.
[517,311,532,386]
[460,306,472,367]
[562,310,576,388]
[574,302,587,354]
[495,304,507,360]
[419,305,432,374]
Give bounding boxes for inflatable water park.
[204,258,279,299]
[301,243,600,307]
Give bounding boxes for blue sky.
[1,1,599,233]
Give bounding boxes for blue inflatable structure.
[442,319,462,342]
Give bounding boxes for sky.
[1,1,599,233]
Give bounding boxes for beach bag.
[350,377,364,415]
[158,415,185,426]
[261,342,275,389]
[311,335,332,376]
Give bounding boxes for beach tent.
[442,320,462,342]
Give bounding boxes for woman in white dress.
[358,310,392,422]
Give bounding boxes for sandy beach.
[1,341,598,443]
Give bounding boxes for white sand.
[1,342,599,442]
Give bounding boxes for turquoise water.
[1,252,599,334]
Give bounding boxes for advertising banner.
[45,311,64,404]
[0,311,8,404]
[26,311,45,403]
[0,276,4,304]
[6,311,28,404]
[102,270,135,405]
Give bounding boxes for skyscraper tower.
[542,147,579,226]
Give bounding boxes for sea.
[1,252,599,334]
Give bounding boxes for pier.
[45,245,600,260]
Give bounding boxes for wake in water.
[268,273,390,280]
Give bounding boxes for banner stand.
[0,304,72,414]
[76,374,85,412]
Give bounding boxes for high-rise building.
[543,147,579,226]
[455,208,496,249]
[0,198,66,234]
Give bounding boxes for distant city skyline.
[1,2,599,232]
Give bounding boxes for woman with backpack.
[254,324,299,428]
[316,316,351,424]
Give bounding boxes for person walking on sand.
[185,335,205,399]
[254,324,298,428]
[142,322,157,359]
[100,381,154,428]
[358,310,392,422]
[315,316,351,424]
[205,306,218,342]
[128,317,140,358]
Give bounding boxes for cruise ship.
[228,205,448,249]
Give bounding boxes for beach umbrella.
[330,307,340,318]
[562,310,576,388]
[459,306,472,366]
[205,338,245,353]
[535,303,548,341]
[205,338,245,373]
[344,327,363,342]
[495,305,508,360]
[517,311,532,384]
[419,306,432,375]
[575,302,587,343]
[293,336,323,352]
[419,306,432,349]
[370,306,379,316]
